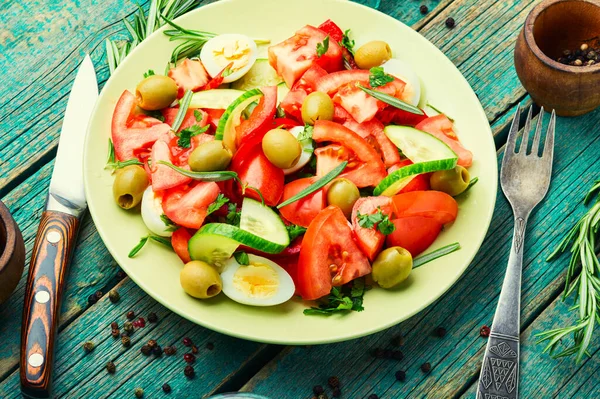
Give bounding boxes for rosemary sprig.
[536,180,600,363]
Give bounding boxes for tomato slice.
[386,216,442,257]
[280,88,307,122]
[415,115,473,167]
[168,132,214,166]
[168,59,210,97]
[351,196,395,261]
[111,91,170,161]
[387,160,431,193]
[162,108,208,132]
[313,120,386,187]
[376,108,428,127]
[162,181,220,229]
[231,143,284,206]
[268,25,343,87]
[291,63,328,93]
[172,228,192,264]
[392,191,458,225]
[297,206,371,300]
[204,108,225,130]
[317,19,344,42]
[279,177,326,228]
[150,134,193,191]
[236,86,277,148]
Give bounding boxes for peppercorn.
[164,346,177,356]
[148,312,158,323]
[141,345,152,356]
[587,51,597,60]
[117,269,127,280]
[106,361,116,374]
[480,325,490,338]
[88,294,98,305]
[445,17,455,28]
[395,370,406,382]
[82,341,95,353]
[419,5,428,14]
[574,59,583,66]
[127,311,135,320]
[135,317,146,328]
[317,394,329,399]
[94,290,103,300]
[121,336,131,348]
[391,335,404,347]
[182,337,193,347]
[146,339,157,349]
[332,387,341,398]
[123,322,134,335]
[111,329,120,338]
[134,388,144,398]
[581,43,589,51]
[421,362,432,373]
[368,395,379,399]
[162,383,172,393]
[111,322,119,330]
[328,376,340,388]
[206,342,214,350]
[587,60,596,66]
[392,350,404,360]
[109,290,120,303]
[435,326,447,338]
[184,353,196,363]
[313,385,324,395]
[184,365,195,378]
[191,345,199,354]
[153,346,163,357]
[563,49,571,56]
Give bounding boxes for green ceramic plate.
[84,0,497,345]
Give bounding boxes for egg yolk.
[213,40,252,72]
[233,263,279,298]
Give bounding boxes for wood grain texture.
[20,211,79,398]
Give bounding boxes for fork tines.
[506,104,556,160]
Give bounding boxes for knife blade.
[20,54,98,399]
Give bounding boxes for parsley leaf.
[356,207,395,235]
[207,194,229,216]
[176,124,209,148]
[340,29,355,55]
[226,203,241,227]
[194,109,205,122]
[369,66,394,88]
[143,69,155,78]
[316,35,330,57]
[297,124,314,142]
[304,279,367,315]
[233,251,250,265]
[286,224,307,241]
[160,214,178,232]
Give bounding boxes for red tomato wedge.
[162,181,220,229]
[172,228,192,264]
[415,115,473,167]
[268,25,343,87]
[386,216,442,257]
[392,191,458,225]
[297,206,371,300]
[280,88,307,121]
[339,114,400,167]
[291,63,328,92]
[236,86,277,148]
[204,108,225,130]
[313,120,386,187]
[377,108,428,127]
[168,59,210,97]
[279,177,326,228]
[387,160,430,193]
[111,91,170,161]
[150,135,192,191]
[231,143,284,206]
[351,197,395,261]
[162,108,208,132]
[317,19,344,42]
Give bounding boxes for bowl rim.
[0,200,17,272]
[524,0,600,73]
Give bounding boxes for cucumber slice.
[374,160,457,196]
[216,89,263,152]
[231,59,283,90]
[277,82,290,105]
[188,232,239,269]
[196,223,287,254]
[188,89,245,110]
[384,125,457,164]
[240,197,290,247]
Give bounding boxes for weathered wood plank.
[240,108,600,398]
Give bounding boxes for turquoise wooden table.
[1,0,600,397]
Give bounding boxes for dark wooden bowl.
[514,0,600,116]
[0,200,25,304]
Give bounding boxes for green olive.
[354,40,392,70]
[135,75,178,111]
[188,140,232,172]
[430,166,471,196]
[326,178,360,218]
[372,246,413,289]
[261,128,302,169]
[180,261,222,299]
[301,91,334,125]
[113,165,149,210]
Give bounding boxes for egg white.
[141,186,173,237]
[200,34,258,84]
[220,255,295,307]
[283,126,314,175]
[382,59,422,106]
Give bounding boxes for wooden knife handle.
[20,210,80,398]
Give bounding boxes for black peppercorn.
[419,5,428,14]
[162,383,172,393]
[117,269,127,280]
[121,336,131,348]
[88,294,98,305]
[111,329,120,338]
[94,290,103,300]
[421,362,432,373]
[147,339,157,349]
[184,353,196,363]
[153,346,163,357]
[183,337,193,347]
[332,387,341,398]
[395,370,406,382]
[127,311,135,320]
[123,322,134,335]
[313,385,324,395]
[445,17,455,28]
[148,312,158,323]
[328,376,340,388]
[164,346,177,356]
[206,342,214,350]
[111,322,119,330]
[587,51,597,60]
[392,350,404,360]
[82,341,95,353]
[141,345,152,356]
[106,361,116,374]
[109,290,120,303]
[435,326,447,338]
[134,388,144,398]
[184,365,195,378]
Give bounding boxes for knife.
[20,54,98,399]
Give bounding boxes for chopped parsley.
[304,279,368,315]
[193,109,205,122]
[176,124,209,148]
[316,35,330,57]
[226,203,241,227]
[233,251,250,265]
[206,194,229,216]
[340,29,355,55]
[297,124,314,142]
[286,224,307,241]
[369,66,394,88]
[356,207,395,235]
[143,69,156,78]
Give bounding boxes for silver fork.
[476,105,556,399]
